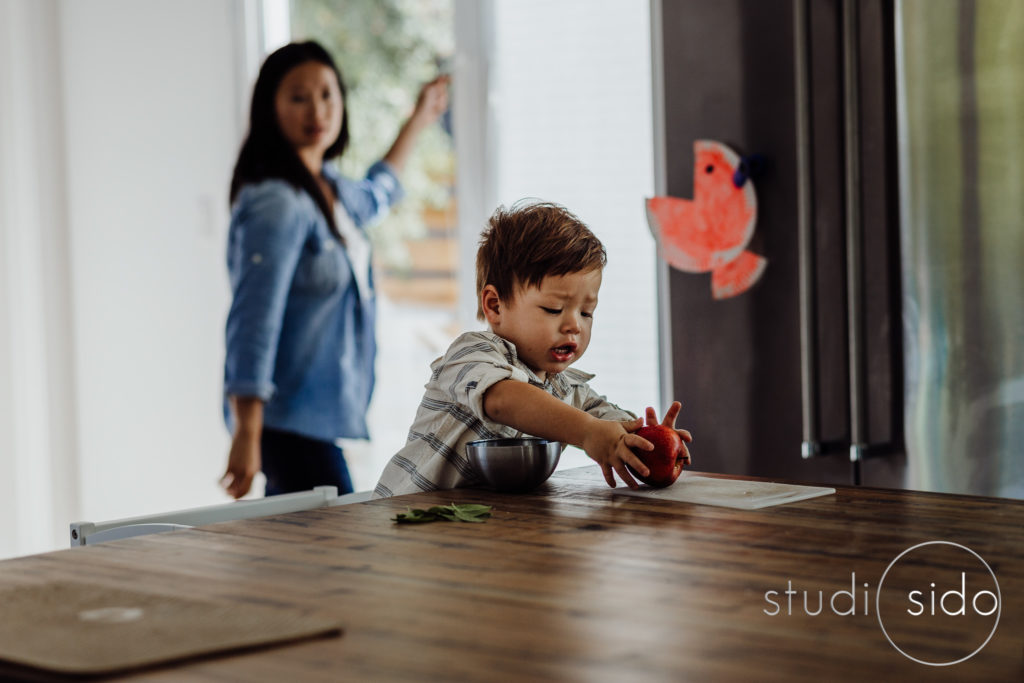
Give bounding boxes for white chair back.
[70,486,345,546]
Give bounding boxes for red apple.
[627,425,686,488]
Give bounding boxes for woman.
[221,41,448,498]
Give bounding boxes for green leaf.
[451,508,487,523]
[392,503,493,524]
[448,503,492,522]
[451,504,492,515]
[393,508,440,523]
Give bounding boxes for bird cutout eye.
[705,164,715,174]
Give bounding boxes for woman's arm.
[383,75,450,174]
[222,187,307,499]
[222,396,263,499]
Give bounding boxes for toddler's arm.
[483,379,652,489]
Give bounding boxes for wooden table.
[1,469,1021,681]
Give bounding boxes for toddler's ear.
[481,285,502,324]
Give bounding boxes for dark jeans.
[260,427,355,497]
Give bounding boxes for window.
[263,0,658,483]
[268,0,459,488]
[463,0,660,468]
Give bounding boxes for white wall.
[60,0,241,523]
[0,0,245,558]
[0,0,77,558]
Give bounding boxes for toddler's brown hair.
[476,201,607,320]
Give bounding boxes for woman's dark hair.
[229,41,349,236]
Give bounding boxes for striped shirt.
[372,331,634,498]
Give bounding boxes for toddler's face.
[490,269,602,381]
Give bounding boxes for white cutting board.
[554,467,835,510]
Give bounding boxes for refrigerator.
[653,0,1023,497]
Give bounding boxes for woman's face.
[274,61,343,160]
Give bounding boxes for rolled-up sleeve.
[430,336,532,434]
[578,389,636,422]
[569,372,636,422]
[224,184,307,401]
[336,160,405,227]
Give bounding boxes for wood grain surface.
[0,469,1020,682]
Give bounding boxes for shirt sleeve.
[223,184,308,401]
[334,160,405,228]
[430,335,533,435]
[573,382,637,422]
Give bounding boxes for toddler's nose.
[562,313,581,334]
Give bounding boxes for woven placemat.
[0,582,341,676]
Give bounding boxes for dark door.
[656,0,905,487]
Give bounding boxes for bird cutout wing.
[646,140,767,299]
[710,249,767,300]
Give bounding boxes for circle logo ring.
[875,540,1001,666]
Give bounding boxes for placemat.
[554,468,836,509]
[0,582,341,676]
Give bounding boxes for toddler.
[373,201,691,498]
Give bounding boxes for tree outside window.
[290,0,457,307]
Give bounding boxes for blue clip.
[732,153,766,188]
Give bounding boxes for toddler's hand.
[644,401,693,467]
[581,416,655,490]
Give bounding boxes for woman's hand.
[222,396,264,499]
[384,74,451,173]
[222,431,261,499]
[410,74,450,127]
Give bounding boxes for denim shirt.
[223,160,403,441]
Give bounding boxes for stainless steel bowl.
[465,438,562,492]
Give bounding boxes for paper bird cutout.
[646,140,767,299]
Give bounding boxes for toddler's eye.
[541,307,561,315]
[581,311,593,318]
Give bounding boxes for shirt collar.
[481,331,595,395]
